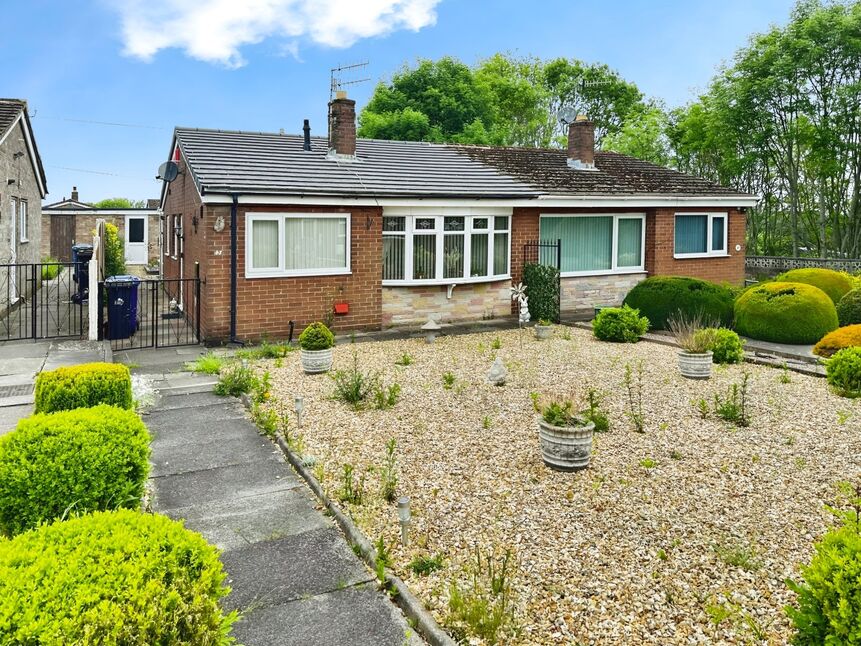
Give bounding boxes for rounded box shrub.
[622,276,735,330]
[825,346,861,397]
[734,282,838,345]
[34,362,132,413]
[593,305,649,343]
[813,324,861,358]
[709,328,745,364]
[0,404,150,536]
[787,515,861,644]
[837,287,861,326]
[0,509,236,644]
[298,322,335,350]
[777,268,854,304]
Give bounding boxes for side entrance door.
[125,215,148,265]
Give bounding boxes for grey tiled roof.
[0,99,26,139]
[174,128,538,198]
[173,126,753,200]
[453,146,750,197]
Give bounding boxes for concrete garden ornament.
[421,317,441,344]
[486,356,507,386]
[511,282,530,348]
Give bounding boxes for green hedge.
[826,346,861,398]
[593,305,649,343]
[837,288,861,327]
[734,282,838,345]
[709,328,745,364]
[622,276,735,330]
[0,509,235,644]
[0,405,150,536]
[777,268,854,304]
[34,362,132,413]
[522,262,560,323]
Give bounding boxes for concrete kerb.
[238,394,455,646]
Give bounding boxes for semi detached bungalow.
[160,94,758,343]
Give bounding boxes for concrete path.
[0,339,110,434]
[141,364,422,646]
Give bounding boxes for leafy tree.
[92,198,146,209]
[603,105,672,166]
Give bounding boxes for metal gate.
[99,275,201,351]
[522,239,562,323]
[0,262,87,341]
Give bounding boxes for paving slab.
[148,413,254,449]
[0,403,31,435]
[164,488,329,551]
[231,586,422,646]
[151,391,231,411]
[151,458,299,510]
[220,527,374,611]
[151,434,281,477]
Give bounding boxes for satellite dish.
[157,161,179,182]
[558,106,577,125]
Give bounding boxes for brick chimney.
[567,115,595,170]
[328,91,356,158]
[71,186,79,202]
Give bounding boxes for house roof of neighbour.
[0,98,48,197]
[169,126,756,204]
[42,200,160,214]
[173,128,538,199]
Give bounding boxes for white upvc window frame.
[18,199,28,243]
[673,211,729,259]
[539,212,647,278]
[245,212,351,279]
[381,210,511,286]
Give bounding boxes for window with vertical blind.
[539,213,645,275]
[674,212,728,257]
[245,213,350,277]
[382,212,511,284]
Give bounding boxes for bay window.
[539,213,645,276]
[674,212,727,257]
[246,213,350,278]
[382,212,511,284]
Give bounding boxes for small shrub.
[442,371,456,389]
[34,362,132,413]
[395,353,413,366]
[714,372,750,427]
[623,276,735,330]
[41,257,60,280]
[0,509,235,644]
[813,324,861,358]
[696,398,710,419]
[536,318,552,326]
[251,403,278,438]
[409,553,445,576]
[379,439,398,502]
[522,262,559,323]
[491,337,502,350]
[582,388,610,432]
[252,370,272,404]
[668,312,718,353]
[786,503,861,644]
[236,341,293,360]
[373,382,401,410]
[623,360,645,433]
[777,268,854,304]
[332,353,378,408]
[593,305,649,343]
[0,405,150,536]
[640,457,657,469]
[185,352,225,375]
[710,328,745,364]
[298,321,335,350]
[734,282,838,344]
[837,287,861,326]
[826,347,861,398]
[338,463,366,505]
[214,363,257,396]
[103,222,126,278]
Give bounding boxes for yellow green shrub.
[34,362,132,413]
[814,324,861,358]
[734,282,838,345]
[777,268,854,304]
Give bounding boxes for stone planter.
[537,415,594,471]
[300,348,333,374]
[534,325,554,340]
[677,350,713,379]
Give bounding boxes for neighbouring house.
[0,98,48,306]
[160,93,758,343]
[42,188,161,266]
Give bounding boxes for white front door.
[125,216,148,265]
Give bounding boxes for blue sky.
[3,0,797,203]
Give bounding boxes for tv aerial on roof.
[330,62,370,99]
[156,160,179,182]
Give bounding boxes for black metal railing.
[0,262,86,342]
[99,274,201,350]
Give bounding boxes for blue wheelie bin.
[105,275,141,340]
[71,243,94,303]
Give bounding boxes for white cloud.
[112,0,441,67]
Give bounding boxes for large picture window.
[674,212,727,257]
[246,213,350,278]
[539,213,645,276]
[382,212,511,284]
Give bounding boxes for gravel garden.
[242,320,860,645]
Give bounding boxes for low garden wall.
[746,255,861,277]
[560,272,647,312]
[382,281,510,327]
